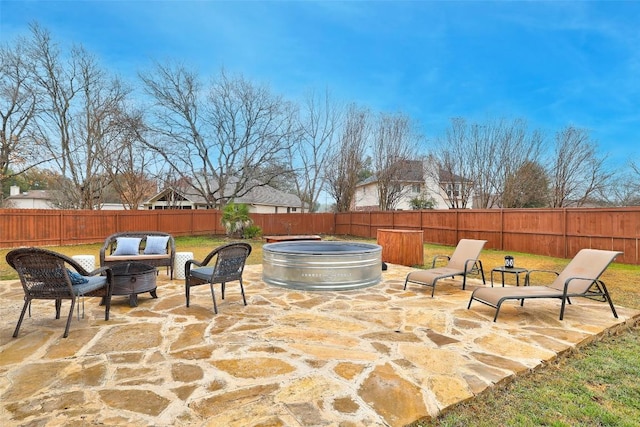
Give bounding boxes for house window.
[446,183,461,198]
[291,207,297,212]
[412,184,421,194]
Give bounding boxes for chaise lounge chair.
[404,239,487,297]
[467,248,621,321]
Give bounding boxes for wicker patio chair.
[185,242,252,314]
[6,247,113,338]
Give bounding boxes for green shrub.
[410,195,436,210]
[243,224,263,239]
[221,202,253,238]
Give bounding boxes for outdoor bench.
[264,235,322,243]
[100,231,176,279]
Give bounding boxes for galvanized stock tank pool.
[262,241,382,291]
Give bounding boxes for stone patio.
[1,264,638,426]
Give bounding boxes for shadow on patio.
[1,264,638,426]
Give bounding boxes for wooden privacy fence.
[0,209,335,247]
[335,208,640,265]
[1,207,639,265]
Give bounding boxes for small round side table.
[72,255,96,272]
[174,252,194,280]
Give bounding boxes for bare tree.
[138,62,204,197]
[325,104,369,212]
[596,158,640,207]
[28,24,131,209]
[632,160,640,178]
[98,108,157,209]
[625,160,640,206]
[425,118,477,208]
[288,89,340,212]
[140,65,296,208]
[502,160,549,208]
[429,117,544,208]
[547,126,612,207]
[206,70,297,205]
[0,34,44,205]
[371,112,420,210]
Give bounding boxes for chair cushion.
[113,237,142,255]
[73,276,107,295]
[190,267,214,281]
[144,235,170,255]
[105,254,170,261]
[67,269,88,285]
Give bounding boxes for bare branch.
[140,65,297,208]
[548,126,612,207]
[371,112,420,210]
[325,104,369,212]
[288,88,341,212]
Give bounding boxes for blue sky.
[1,1,639,166]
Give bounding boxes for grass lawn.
[1,235,638,426]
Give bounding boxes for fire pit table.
[111,262,157,307]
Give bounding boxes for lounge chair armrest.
[463,258,481,273]
[526,269,559,284]
[431,255,450,268]
[562,276,600,293]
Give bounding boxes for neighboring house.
[354,161,424,211]
[353,160,473,211]
[438,168,474,208]
[5,185,142,210]
[145,183,302,213]
[5,186,55,209]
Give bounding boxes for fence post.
[563,208,568,259]
[58,210,63,246]
[500,209,504,250]
[351,212,354,236]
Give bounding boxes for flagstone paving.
[1,264,638,426]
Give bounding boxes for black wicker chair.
[6,247,113,338]
[185,242,252,313]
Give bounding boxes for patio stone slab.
[0,263,638,426]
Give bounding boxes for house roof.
[358,160,424,186]
[147,182,302,208]
[356,160,471,187]
[396,160,425,182]
[7,190,53,201]
[235,185,301,207]
[439,169,470,183]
